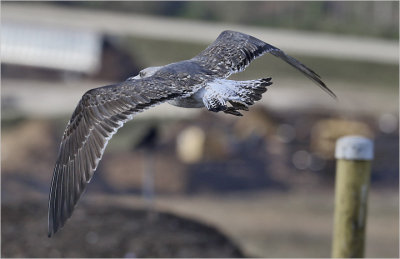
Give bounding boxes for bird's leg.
[203,78,272,116]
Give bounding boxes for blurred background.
[1,1,399,258]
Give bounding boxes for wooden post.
[332,136,374,258]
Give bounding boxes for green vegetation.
[123,37,207,67]
[52,1,399,39]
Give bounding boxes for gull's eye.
[139,71,145,77]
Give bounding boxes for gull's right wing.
[48,77,186,237]
[192,30,336,99]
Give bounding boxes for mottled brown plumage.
[48,30,335,237]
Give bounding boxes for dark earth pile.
[2,200,244,258]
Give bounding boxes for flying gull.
[48,30,336,237]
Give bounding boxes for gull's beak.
[127,75,140,80]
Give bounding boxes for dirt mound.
[1,200,244,258]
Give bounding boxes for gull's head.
[130,66,162,80]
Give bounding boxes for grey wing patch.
[192,30,272,76]
[48,78,183,237]
[192,30,336,99]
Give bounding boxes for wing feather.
[193,30,336,98]
[48,78,183,237]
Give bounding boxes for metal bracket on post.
[332,135,374,258]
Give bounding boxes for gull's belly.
[168,87,206,108]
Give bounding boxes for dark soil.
[1,200,244,258]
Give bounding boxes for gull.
[48,30,336,237]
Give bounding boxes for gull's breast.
[168,87,206,108]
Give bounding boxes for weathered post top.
[335,135,374,161]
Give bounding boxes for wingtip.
[48,222,54,238]
[331,92,339,101]
[329,90,338,100]
[325,90,338,100]
[48,225,54,238]
[318,80,337,100]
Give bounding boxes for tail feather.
[203,78,272,117]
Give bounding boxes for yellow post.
[332,135,374,258]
